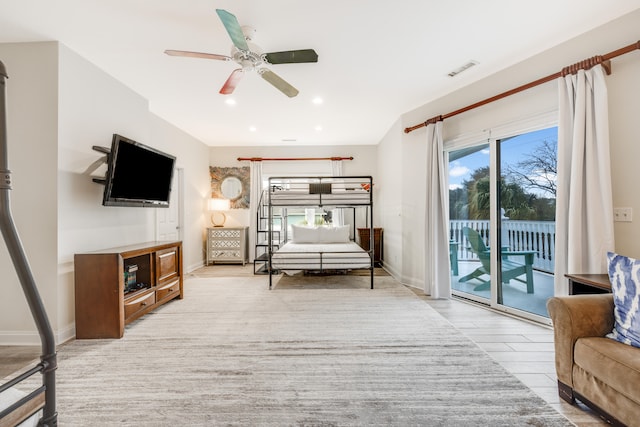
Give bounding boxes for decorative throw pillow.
[291,225,319,243]
[318,225,350,243]
[291,225,351,244]
[606,252,640,348]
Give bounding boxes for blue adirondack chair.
[459,226,535,293]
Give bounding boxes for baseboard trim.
[186,260,205,274]
[0,330,41,346]
[0,323,75,346]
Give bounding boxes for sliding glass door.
[448,125,557,322]
[498,128,557,317]
[449,143,492,304]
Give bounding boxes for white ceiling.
[1,1,639,147]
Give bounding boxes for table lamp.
[208,198,231,227]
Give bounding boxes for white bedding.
[271,241,372,271]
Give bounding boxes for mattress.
[271,241,372,271]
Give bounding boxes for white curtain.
[554,66,615,295]
[248,161,263,262]
[331,160,345,226]
[424,121,451,298]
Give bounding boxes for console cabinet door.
[156,246,180,285]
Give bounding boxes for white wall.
[385,9,640,290]
[0,42,59,343]
[56,44,153,342]
[376,120,403,280]
[0,42,210,344]
[150,114,210,271]
[604,39,640,258]
[208,144,379,228]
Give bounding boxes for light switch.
[614,207,633,222]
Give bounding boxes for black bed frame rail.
[271,251,372,269]
[0,60,58,426]
[267,176,375,290]
[0,366,46,426]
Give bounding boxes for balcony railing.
[450,220,556,273]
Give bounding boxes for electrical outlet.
[614,207,633,222]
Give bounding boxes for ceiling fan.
[165,9,318,98]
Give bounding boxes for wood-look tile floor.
[1,265,609,426]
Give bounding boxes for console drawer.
[124,290,155,320]
[156,280,180,302]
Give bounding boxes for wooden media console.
[74,241,183,339]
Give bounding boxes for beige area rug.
[35,274,572,426]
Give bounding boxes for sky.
[448,126,557,197]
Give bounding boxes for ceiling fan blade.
[164,49,231,61]
[264,49,318,65]
[215,9,249,51]
[259,69,299,98]
[220,69,244,95]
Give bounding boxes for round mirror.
[220,176,242,200]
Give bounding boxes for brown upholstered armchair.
[547,294,640,427]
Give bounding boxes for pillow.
[290,225,351,244]
[318,225,350,243]
[291,224,319,243]
[606,252,640,348]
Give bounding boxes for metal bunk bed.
[0,61,57,426]
[266,176,375,290]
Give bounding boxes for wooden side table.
[565,273,611,295]
[357,228,383,265]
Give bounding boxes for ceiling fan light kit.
[165,8,318,98]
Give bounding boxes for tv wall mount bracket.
[91,145,111,185]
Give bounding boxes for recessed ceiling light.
[314,125,323,131]
[312,97,323,105]
[249,126,257,132]
[225,98,236,105]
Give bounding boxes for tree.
[504,139,557,197]
[449,164,556,221]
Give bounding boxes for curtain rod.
[237,156,354,162]
[404,40,640,134]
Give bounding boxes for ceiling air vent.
[448,60,478,77]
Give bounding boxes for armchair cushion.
[606,252,640,348]
[574,337,640,404]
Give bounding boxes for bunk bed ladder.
[0,60,58,426]
[253,190,268,273]
[254,189,282,274]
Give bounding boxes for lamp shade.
[208,198,230,211]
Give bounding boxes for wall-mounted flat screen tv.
[101,134,176,208]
